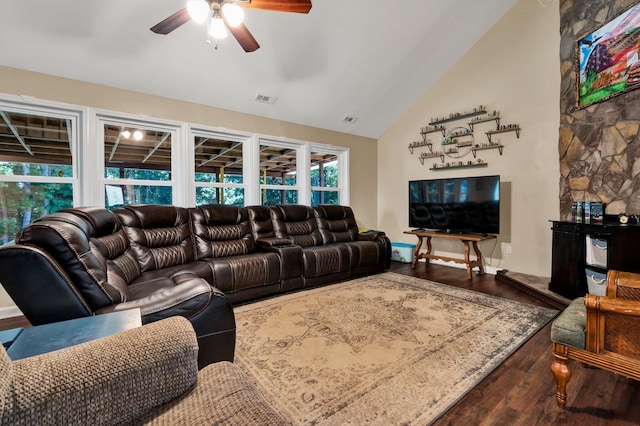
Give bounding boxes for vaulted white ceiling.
[0,0,519,139]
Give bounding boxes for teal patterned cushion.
[550,297,586,349]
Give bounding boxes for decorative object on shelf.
[409,104,521,169]
[419,150,444,165]
[420,125,446,137]
[442,126,474,159]
[486,124,520,142]
[618,213,629,224]
[468,110,500,131]
[408,140,432,154]
[429,158,487,171]
[429,105,487,125]
[472,141,504,157]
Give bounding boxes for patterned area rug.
[234,272,558,425]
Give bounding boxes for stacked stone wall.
[560,0,640,219]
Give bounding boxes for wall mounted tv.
[409,175,500,235]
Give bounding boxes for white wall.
[377,0,560,277]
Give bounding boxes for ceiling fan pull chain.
[204,23,218,50]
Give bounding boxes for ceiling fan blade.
[150,8,191,34]
[226,22,260,52]
[241,0,312,14]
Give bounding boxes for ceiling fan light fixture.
[222,2,245,27]
[209,12,228,39]
[187,0,210,23]
[133,130,144,141]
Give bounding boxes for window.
[193,130,246,206]
[100,117,178,208]
[0,104,79,243]
[259,140,300,206]
[310,146,348,206]
[0,95,351,217]
[311,151,339,205]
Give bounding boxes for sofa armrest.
[257,238,303,280]
[0,244,93,325]
[5,316,198,426]
[358,231,392,269]
[357,231,385,241]
[256,237,293,248]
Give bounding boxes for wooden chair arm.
[606,269,640,299]
[584,294,640,317]
[585,292,640,354]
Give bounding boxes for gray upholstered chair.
[550,269,640,409]
[0,316,287,425]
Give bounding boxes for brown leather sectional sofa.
[0,204,390,368]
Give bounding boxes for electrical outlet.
[505,245,512,254]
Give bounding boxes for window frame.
[94,112,184,207]
[310,144,349,206]
[188,126,251,207]
[257,137,308,206]
[0,93,351,212]
[0,98,82,198]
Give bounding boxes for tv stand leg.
[411,236,424,269]
[463,241,472,279]
[473,241,486,275]
[464,240,486,279]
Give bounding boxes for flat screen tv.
[409,175,500,235]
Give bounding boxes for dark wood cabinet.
[549,221,640,299]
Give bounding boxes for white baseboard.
[420,258,500,276]
[0,305,23,320]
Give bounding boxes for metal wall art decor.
[577,1,640,108]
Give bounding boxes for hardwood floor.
[388,262,640,426]
[1,263,638,424]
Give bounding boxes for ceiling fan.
[150,0,312,52]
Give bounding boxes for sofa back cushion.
[114,205,195,272]
[271,205,322,247]
[64,207,140,300]
[16,211,120,310]
[314,205,359,244]
[247,205,276,241]
[190,205,256,259]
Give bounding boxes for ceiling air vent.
[254,94,277,105]
[343,116,359,123]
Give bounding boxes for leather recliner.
[0,206,235,369]
[270,204,351,288]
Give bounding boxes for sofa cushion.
[63,207,142,301]
[550,297,586,349]
[247,205,278,240]
[115,205,195,272]
[302,245,350,278]
[133,361,289,425]
[314,204,359,244]
[205,253,281,293]
[103,272,215,321]
[190,205,257,259]
[271,205,322,247]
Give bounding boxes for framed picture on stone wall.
[577,2,640,108]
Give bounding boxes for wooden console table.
[404,230,496,280]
